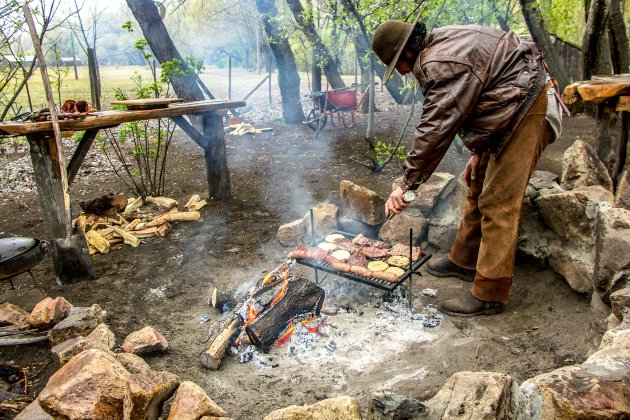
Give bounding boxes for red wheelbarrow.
[304,85,369,131]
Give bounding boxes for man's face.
[394,50,415,75]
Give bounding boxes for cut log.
[616,95,630,111]
[124,219,142,231]
[85,230,110,254]
[187,199,207,211]
[130,227,158,239]
[79,192,127,215]
[74,215,88,234]
[245,278,325,352]
[200,314,242,370]
[155,222,171,238]
[147,211,200,227]
[184,194,200,208]
[210,288,234,311]
[111,227,141,247]
[125,196,143,214]
[146,196,178,209]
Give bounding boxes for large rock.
[38,349,132,419]
[0,302,30,327]
[517,198,559,261]
[610,288,630,321]
[167,381,227,419]
[123,370,179,420]
[548,246,594,294]
[302,202,338,237]
[14,400,52,419]
[561,140,613,192]
[116,353,152,375]
[51,336,113,366]
[264,396,361,420]
[379,214,427,245]
[47,304,107,345]
[122,326,168,355]
[537,186,614,247]
[392,173,455,214]
[277,219,306,247]
[427,176,468,252]
[424,371,518,419]
[427,224,459,253]
[594,205,630,302]
[526,170,564,201]
[615,169,630,210]
[584,327,630,373]
[367,393,425,420]
[337,216,378,237]
[340,180,386,225]
[518,365,630,419]
[87,323,116,350]
[28,297,73,330]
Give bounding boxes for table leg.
[202,114,231,199]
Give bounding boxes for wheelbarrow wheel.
[306,108,327,131]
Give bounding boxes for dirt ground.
[0,93,603,418]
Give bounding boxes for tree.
[255,0,305,124]
[607,0,629,74]
[519,0,571,89]
[285,0,345,89]
[581,0,612,80]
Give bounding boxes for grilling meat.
[351,234,389,249]
[388,243,422,262]
[334,238,390,259]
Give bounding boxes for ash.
[233,277,441,373]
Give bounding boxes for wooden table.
[563,74,630,189]
[0,99,245,283]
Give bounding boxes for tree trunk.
[126,0,206,101]
[582,0,612,80]
[519,0,571,88]
[255,0,305,124]
[285,0,345,89]
[339,0,407,104]
[608,0,629,74]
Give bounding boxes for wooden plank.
[576,80,630,103]
[616,96,630,112]
[0,100,246,136]
[67,128,99,185]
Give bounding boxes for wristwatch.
[402,190,417,203]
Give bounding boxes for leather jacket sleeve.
[403,61,483,190]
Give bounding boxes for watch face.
[402,190,416,203]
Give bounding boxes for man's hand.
[462,154,480,186]
[385,187,410,218]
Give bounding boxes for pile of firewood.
[74,193,206,255]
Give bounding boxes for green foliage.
[374,140,407,165]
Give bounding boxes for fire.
[247,305,258,324]
[275,317,322,346]
[246,263,291,325]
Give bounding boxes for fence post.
[228,56,232,100]
[268,63,272,105]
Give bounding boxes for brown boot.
[426,257,475,282]
[439,291,504,317]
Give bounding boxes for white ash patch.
[148,285,167,299]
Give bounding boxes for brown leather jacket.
[402,25,546,190]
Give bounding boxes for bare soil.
[0,98,602,419]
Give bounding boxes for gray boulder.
[615,169,630,210]
[561,139,613,192]
[379,214,427,245]
[548,246,594,294]
[277,219,305,247]
[47,304,107,346]
[302,202,338,237]
[392,173,455,215]
[594,204,630,302]
[340,180,386,225]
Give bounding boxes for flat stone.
[14,400,52,419]
[427,224,459,253]
[122,326,168,355]
[367,393,425,420]
[584,327,630,376]
[610,288,630,321]
[116,353,152,375]
[28,297,73,330]
[264,396,361,420]
[537,186,614,247]
[277,219,306,247]
[379,214,427,245]
[38,349,131,419]
[124,370,179,420]
[561,140,613,192]
[87,323,116,350]
[518,365,630,419]
[167,381,228,419]
[594,205,630,302]
[0,302,30,327]
[424,371,518,419]
[340,180,385,225]
[302,202,339,237]
[393,173,455,215]
[548,246,594,294]
[615,169,630,210]
[51,336,113,366]
[47,304,107,346]
[337,216,378,237]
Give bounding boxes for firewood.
[75,215,88,234]
[210,287,234,311]
[124,219,142,231]
[146,196,178,209]
[111,227,141,247]
[185,194,200,208]
[107,237,124,245]
[125,196,143,214]
[147,211,200,227]
[200,314,242,370]
[130,227,158,239]
[187,199,207,211]
[156,222,172,238]
[85,230,110,254]
[80,193,127,215]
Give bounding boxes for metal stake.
[407,228,414,310]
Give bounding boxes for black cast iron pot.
[0,237,46,280]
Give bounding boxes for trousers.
[448,82,555,304]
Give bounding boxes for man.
[372,16,563,316]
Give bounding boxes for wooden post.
[312,51,321,93]
[365,57,375,147]
[71,35,78,80]
[228,56,232,99]
[268,63,272,105]
[87,47,101,111]
[201,114,231,199]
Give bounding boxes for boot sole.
[426,266,474,282]
[440,306,505,317]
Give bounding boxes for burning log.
[199,314,243,370]
[79,193,127,215]
[245,278,325,352]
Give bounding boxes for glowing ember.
[275,317,322,346]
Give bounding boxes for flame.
[275,317,322,346]
[247,305,258,324]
